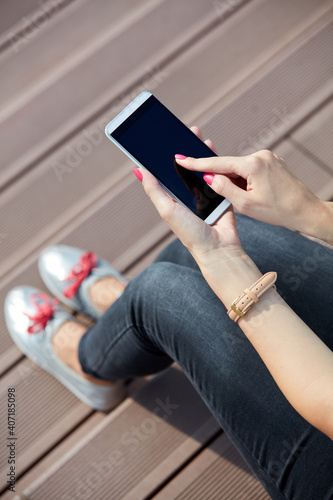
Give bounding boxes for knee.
[125,262,189,341]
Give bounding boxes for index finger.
[175,155,247,177]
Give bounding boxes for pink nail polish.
[133,169,143,182]
[175,154,187,160]
[203,173,214,185]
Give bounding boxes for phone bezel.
[105,91,231,225]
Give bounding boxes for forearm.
[200,254,333,439]
[239,287,333,439]
[293,199,333,246]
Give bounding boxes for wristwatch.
[227,272,277,322]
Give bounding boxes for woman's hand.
[136,127,262,307]
[175,149,327,235]
[138,127,243,260]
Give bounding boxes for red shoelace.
[61,251,98,299]
[24,292,59,334]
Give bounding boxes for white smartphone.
[105,92,231,224]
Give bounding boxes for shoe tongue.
[78,268,110,319]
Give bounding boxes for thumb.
[204,173,247,209]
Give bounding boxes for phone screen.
[111,95,225,220]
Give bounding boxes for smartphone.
[105,92,231,224]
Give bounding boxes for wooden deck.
[0,0,332,498]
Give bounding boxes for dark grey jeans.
[79,214,333,500]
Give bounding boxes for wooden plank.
[0,0,331,281]
[0,0,76,52]
[0,374,153,500]
[20,367,221,500]
[0,357,93,493]
[2,0,330,188]
[153,433,270,500]
[291,99,333,175]
[0,0,43,35]
[1,411,104,500]
[154,0,332,124]
[200,19,333,157]
[274,139,333,201]
[0,0,158,114]
[0,0,228,187]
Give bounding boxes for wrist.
[198,250,263,308]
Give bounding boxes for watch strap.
[227,272,277,322]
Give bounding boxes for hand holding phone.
[105,92,231,224]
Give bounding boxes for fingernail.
[203,173,214,185]
[175,154,187,160]
[133,168,143,182]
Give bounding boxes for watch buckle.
[231,302,252,317]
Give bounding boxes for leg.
[77,215,333,498]
[79,256,333,500]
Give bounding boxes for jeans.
[79,214,333,500]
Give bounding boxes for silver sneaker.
[38,245,128,319]
[4,286,126,411]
